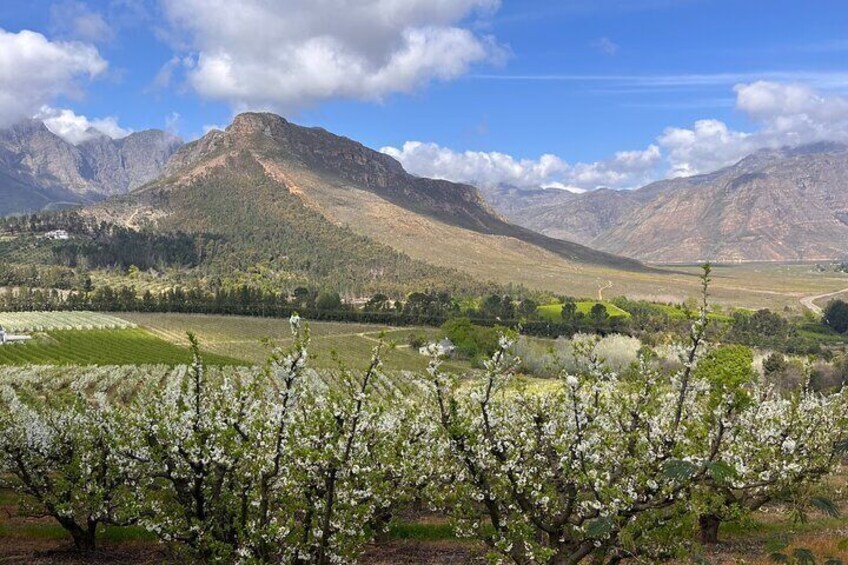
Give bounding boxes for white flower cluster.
[1,306,846,563]
[416,320,848,562]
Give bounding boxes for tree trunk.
[698,514,721,544]
[64,521,97,551]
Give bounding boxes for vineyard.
[0,311,135,332]
[0,311,473,370]
[116,312,471,371]
[0,328,243,366]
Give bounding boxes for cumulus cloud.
[658,119,753,177]
[160,0,505,111]
[35,106,131,144]
[0,28,107,128]
[660,81,848,176]
[386,81,848,190]
[380,141,661,190]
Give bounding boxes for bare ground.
[2,499,847,564]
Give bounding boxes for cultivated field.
[1,363,847,564]
[0,312,472,370]
[115,312,472,371]
[0,311,135,332]
[0,328,242,366]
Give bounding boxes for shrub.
[122,320,420,563]
[441,317,500,360]
[0,390,136,551]
[823,299,848,334]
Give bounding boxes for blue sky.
[2,0,847,190]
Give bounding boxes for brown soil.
[0,537,481,565]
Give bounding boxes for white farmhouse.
[419,338,456,357]
[45,229,70,240]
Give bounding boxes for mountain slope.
[0,120,182,216]
[486,143,848,263]
[87,112,653,294]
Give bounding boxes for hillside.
[485,143,848,263]
[0,120,182,216]
[86,112,653,294]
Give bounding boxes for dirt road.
[800,287,848,315]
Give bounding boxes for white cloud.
[380,141,660,190]
[35,106,131,144]
[151,56,182,90]
[591,37,619,56]
[659,82,848,176]
[164,111,181,135]
[542,183,586,193]
[160,0,504,111]
[384,81,848,190]
[49,1,115,44]
[658,119,753,177]
[0,28,107,128]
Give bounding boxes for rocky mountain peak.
[0,120,184,215]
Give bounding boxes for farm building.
[0,325,31,345]
[419,338,456,357]
[45,229,70,240]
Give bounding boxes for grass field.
[0,328,242,366]
[0,311,135,332]
[115,313,472,371]
[537,301,631,320]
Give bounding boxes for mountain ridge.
[153,112,648,271]
[80,112,657,295]
[484,142,848,263]
[0,119,182,216]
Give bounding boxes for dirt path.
[800,287,848,315]
[597,280,613,301]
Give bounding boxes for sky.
[1,0,848,191]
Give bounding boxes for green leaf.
[770,553,791,564]
[663,459,698,481]
[810,496,841,518]
[824,558,843,565]
[586,516,614,539]
[707,461,738,483]
[838,538,848,551]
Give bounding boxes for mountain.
[484,143,848,263]
[0,120,182,216]
[85,112,651,294]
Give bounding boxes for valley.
[2,108,848,565]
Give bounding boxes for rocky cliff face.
[0,120,182,216]
[485,143,848,262]
[157,112,646,271]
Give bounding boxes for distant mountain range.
[3,116,847,268]
[482,142,848,263]
[0,120,181,216]
[80,112,646,293]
